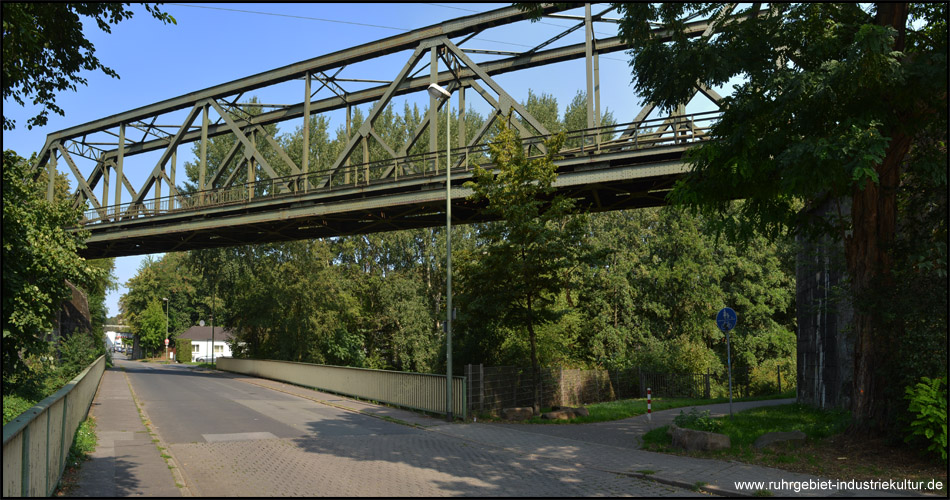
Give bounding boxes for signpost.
[164,337,169,361]
[716,307,737,417]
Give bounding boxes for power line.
[168,3,410,31]
[167,3,627,63]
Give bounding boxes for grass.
[54,415,98,496]
[641,403,948,495]
[492,388,797,424]
[642,403,849,450]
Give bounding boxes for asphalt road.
[118,359,698,497]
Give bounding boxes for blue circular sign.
[717,307,737,332]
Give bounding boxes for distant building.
[178,326,237,362]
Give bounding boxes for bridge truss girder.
[30,3,737,256]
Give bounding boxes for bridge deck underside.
[78,147,686,258]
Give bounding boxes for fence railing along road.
[2,355,106,497]
[218,358,466,419]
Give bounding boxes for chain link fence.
[465,363,792,417]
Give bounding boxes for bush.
[3,394,36,425]
[58,332,100,380]
[674,408,722,432]
[904,376,947,461]
[748,358,796,396]
[175,340,192,363]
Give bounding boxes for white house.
[178,325,236,362]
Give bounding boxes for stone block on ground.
[753,431,807,449]
[671,425,731,451]
[541,406,588,420]
[502,407,535,421]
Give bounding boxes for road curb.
[122,369,196,497]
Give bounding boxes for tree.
[2,149,103,386]
[2,3,175,130]
[521,2,947,432]
[133,299,166,358]
[463,114,590,413]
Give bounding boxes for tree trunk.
[846,2,909,433]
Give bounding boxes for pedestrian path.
[488,399,796,450]
[71,361,184,497]
[430,402,925,497]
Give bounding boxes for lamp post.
[427,82,453,421]
[162,297,169,361]
[211,282,216,367]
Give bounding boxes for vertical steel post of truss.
[248,129,256,200]
[200,104,209,203]
[676,103,687,143]
[170,149,177,210]
[302,72,311,192]
[458,85,466,169]
[156,159,162,214]
[430,47,439,174]
[594,46,601,149]
[585,4,594,145]
[116,123,125,216]
[47,150,56,202]
[102,161,110,219]
[363,133,369,184]
[345,105,351,185]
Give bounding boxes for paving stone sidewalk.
[215,372,925,497]
[71,363,184,497]
[431,403,927,497]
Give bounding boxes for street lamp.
[427,82,454,421]
[211,282,216,368]
[162,297,169,361]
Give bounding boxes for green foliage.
[65,416,97,469]
[462,113,592,408]
[904,377,948,461]
[2,149,103,387]
[2,394,36,425]
[748,358,796,396]
[58,332,100,380]
[2,3,175,130]
[523,2,948,432]
[717,404,850,447]
[175,340,193,364]
[644,403,851,451]
[674,408,723,432]
[133,299,167,358]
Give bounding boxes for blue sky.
[3,3,724,319]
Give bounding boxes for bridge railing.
[2,355,106,497]
[217,357,466,419]
[80,111,720,225]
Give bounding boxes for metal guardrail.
[2,355,106,497]
[79,111,720,226]
[217,358,466,419]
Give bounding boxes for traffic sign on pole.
[716,307,737,332]
[716,307,737,417]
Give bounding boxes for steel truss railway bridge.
[31,3,733,259]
